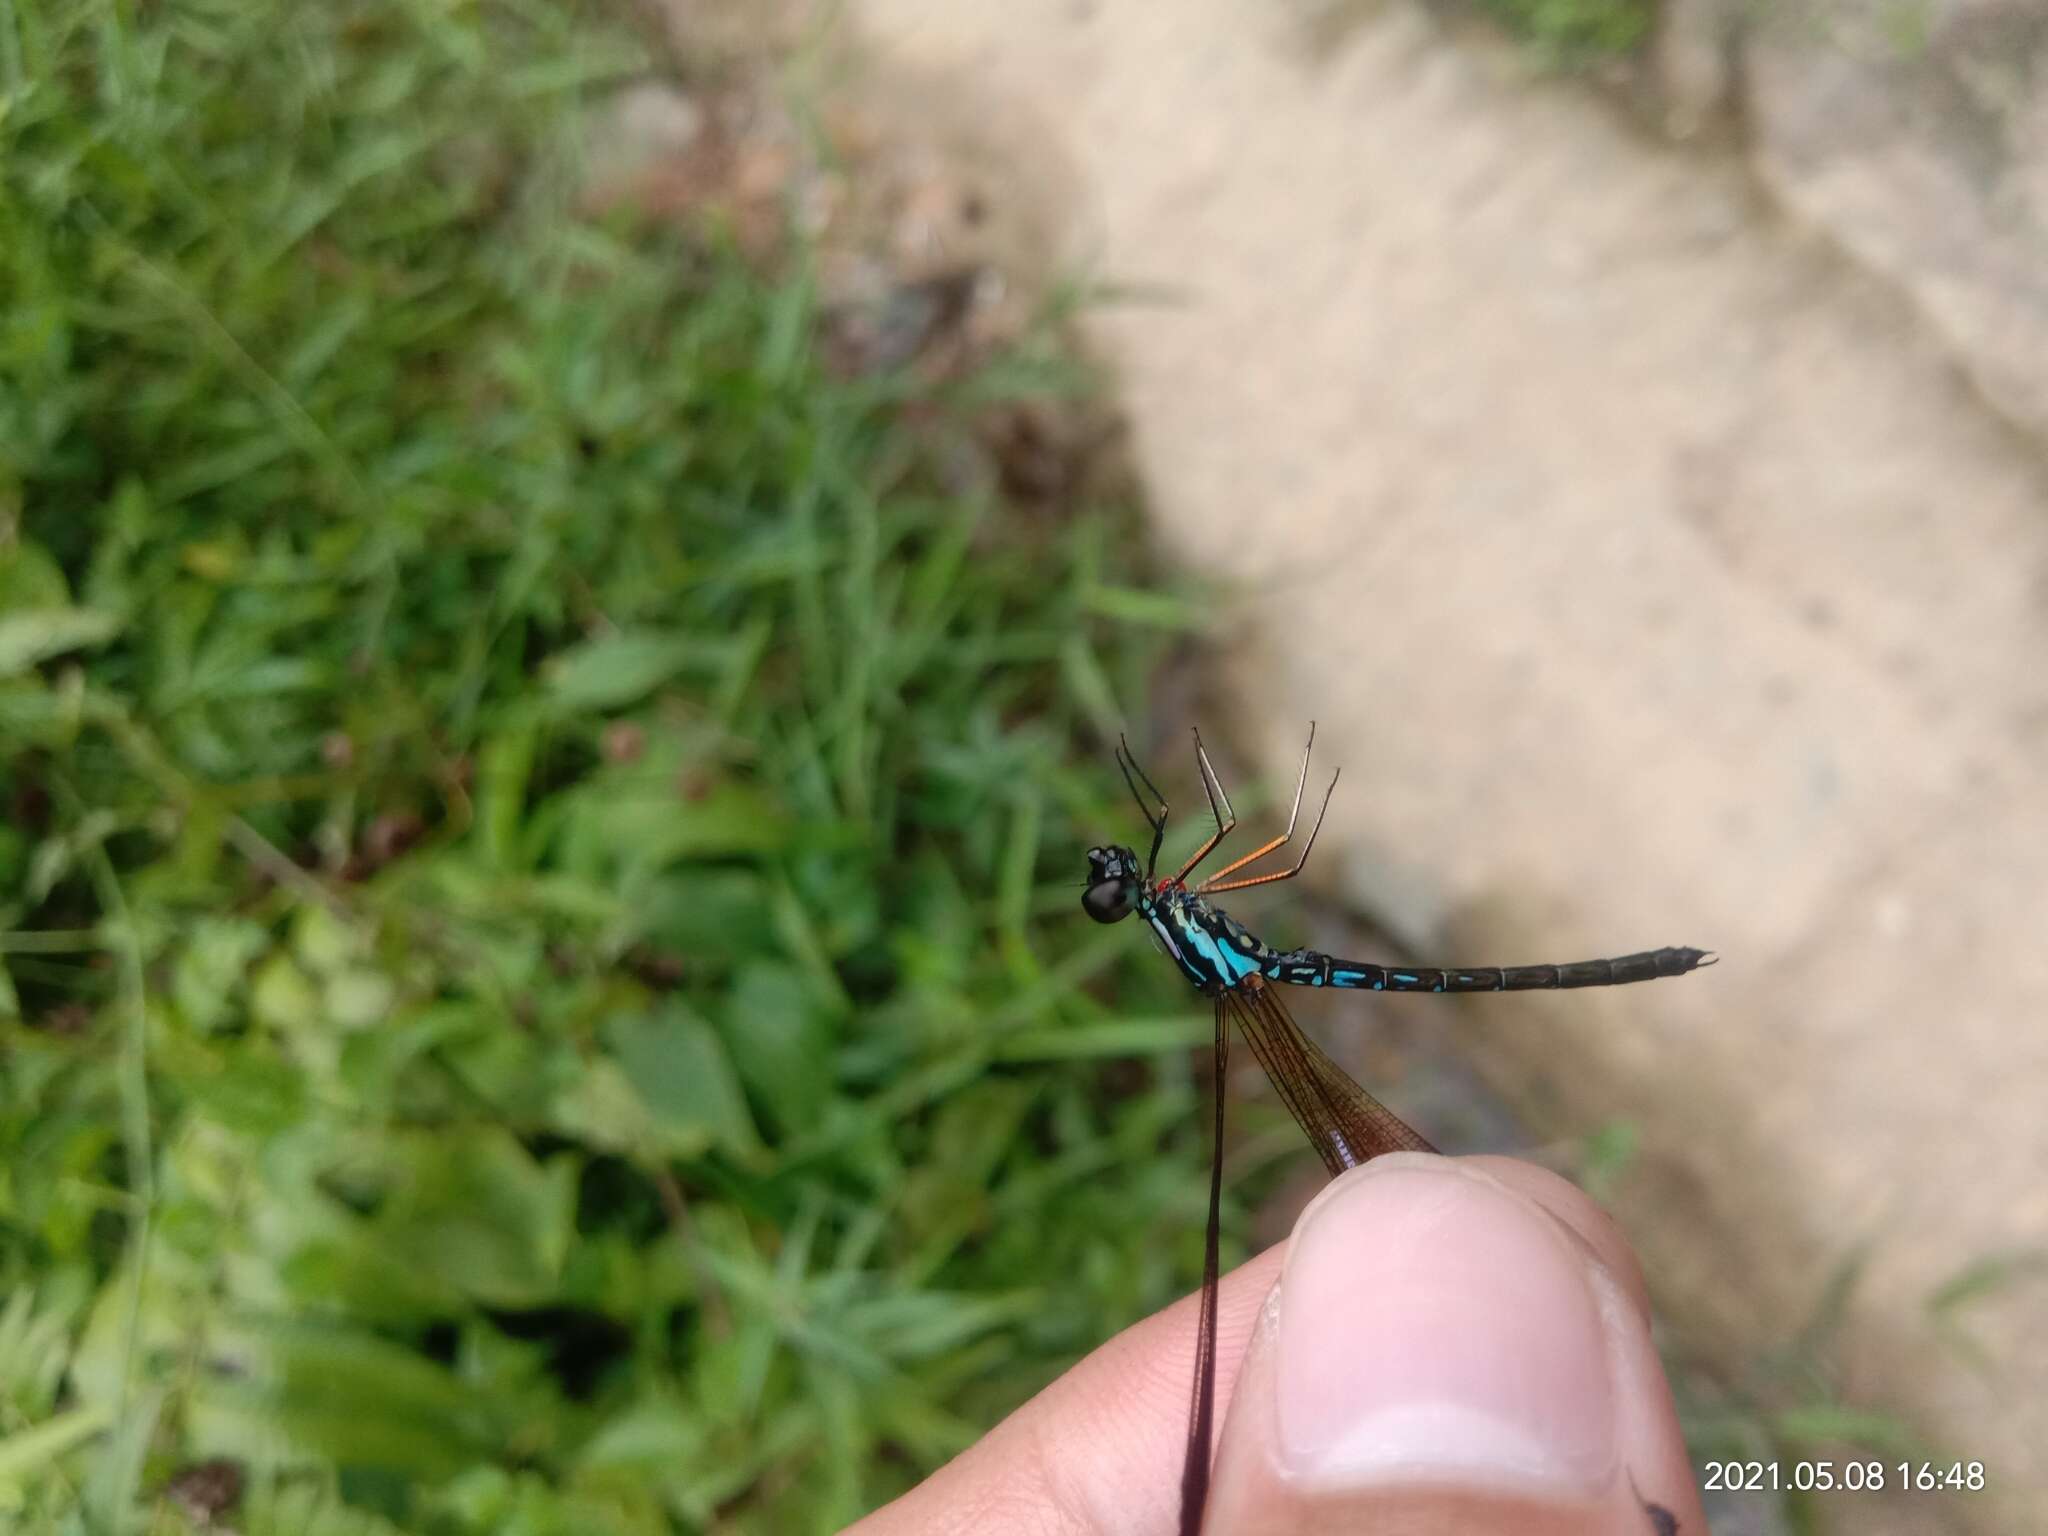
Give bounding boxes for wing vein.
[1222,976,1436,1172]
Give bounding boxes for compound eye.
[1081,878,1133,924]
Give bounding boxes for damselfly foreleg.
[1195,724,1340,895]
[1115,736,1170,879]
[1171,727,1239,885]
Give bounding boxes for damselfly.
[1082,726,1713,1536]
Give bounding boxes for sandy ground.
[820,3,2048,1532]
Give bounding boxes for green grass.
[1668,1242,1932,1536]
[0,2,1227,1530]
[1301,0,1654,69]
[1477,0,1654,65]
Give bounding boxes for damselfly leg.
[1171,728,1239,885]
[1195,723,1340,895]
[1114,736,1169,879]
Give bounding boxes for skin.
[847,1153,1707,1536]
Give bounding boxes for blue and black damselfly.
[1082,726,1713,1536]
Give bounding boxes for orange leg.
[1196,725,1339,894]
[1172,727,1237,884]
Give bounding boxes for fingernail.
[1275,1156,1617,1495]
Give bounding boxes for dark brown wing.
[1221,974,1436,1174]
[1178,999,1229,1536]
[1178,980,1435,1536]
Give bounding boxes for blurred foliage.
[0,1,1224,1530]
[1304,0,1654,72]
[1476,0,1653,64]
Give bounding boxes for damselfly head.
[1082,845,1141,924]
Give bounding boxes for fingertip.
[1204,1155,1705,1535]
[1275,1158,1620,1495]
[852,1240,1292,1536]
[1454,1154,1654,1323]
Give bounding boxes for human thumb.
[1201,1153,1704,1535]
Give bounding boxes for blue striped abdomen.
[1142,888,1712,998]
[1263,947,1712,992]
